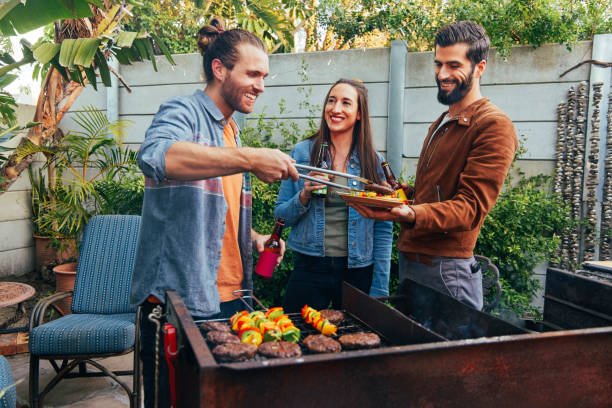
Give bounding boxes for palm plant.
[16,106,137,247]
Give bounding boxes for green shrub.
[250,178,294,306]
[475,172,573,318]
[93,167,145,216]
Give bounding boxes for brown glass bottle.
[311,143,329,198]
[381,161,409,201]
[254,218,285,279]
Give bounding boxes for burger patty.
[212,343,257,362]
[206,330,240,345]
[338,332,381,350]
[319,309,345,325]
[200,321,232,333]
[302,334,341,354]
[257,341,302,359]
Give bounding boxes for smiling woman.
[274,78,394,311]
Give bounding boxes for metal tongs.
[294,163,370,193]
[193,289,267,323]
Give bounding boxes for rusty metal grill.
[166,280,612,407]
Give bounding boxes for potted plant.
[28,166,76,280]
[17,106,139,312]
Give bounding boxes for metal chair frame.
[474,255,502,313]
[28,289,141,408]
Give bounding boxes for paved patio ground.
[6,351,134,407]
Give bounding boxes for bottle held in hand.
[381,161,411,202]
[312,143,329,198]
[254,218,285,279]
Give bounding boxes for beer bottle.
[381,161,409,201]
[254,218,285,279]
[311,143,329,198]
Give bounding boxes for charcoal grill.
[165,280,612,407]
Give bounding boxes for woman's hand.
[299,171,331,206]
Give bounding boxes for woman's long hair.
[309,79,381,183]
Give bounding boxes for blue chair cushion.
[30,313,135,356]
[72,215,141,315]
[0,355,16,408]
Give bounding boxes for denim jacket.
[130,90,253,316]
[274,139,393,296]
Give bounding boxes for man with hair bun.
[352,21,517,311]
[130,21,298,407]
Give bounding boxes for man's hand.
[349,202,416,225]
[252,230,286,266]
[246,148,298,183]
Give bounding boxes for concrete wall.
[0,104,36,277]
[0,39,605,281]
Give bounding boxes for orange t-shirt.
[217,120,244,302]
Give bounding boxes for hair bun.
[197,17,226,55]
[196,25,220,55]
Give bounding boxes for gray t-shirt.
[324,176,349,257]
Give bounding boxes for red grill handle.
[163,323,178,407]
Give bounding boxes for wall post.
[386,40,408,174]
[106,56,119,123]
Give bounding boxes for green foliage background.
[320,0,612,57]
[124,0,611,57]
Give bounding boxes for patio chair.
[474,255,502,313]
[28,215,141,408]
[0,355,16,408]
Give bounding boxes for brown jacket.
[398,98,517,258]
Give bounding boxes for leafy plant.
[475,143,574,318]
[27,166,51,237]
[93,167,144,216]
[15,106,138,247]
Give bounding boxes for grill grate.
[197,311,389,364]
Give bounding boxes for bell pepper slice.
[230,310,248,326]
[282,327,301,343]
[241,331,263,346]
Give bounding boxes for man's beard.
[220,71,252,114]
[436,64,475,105]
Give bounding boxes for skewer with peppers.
[229,308,301,346]
[301,305,338,336]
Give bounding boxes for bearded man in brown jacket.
[352,21,517,310]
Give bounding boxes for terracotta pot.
[34,236,76,278]
[53,262,77,315]
[34,235,57,273]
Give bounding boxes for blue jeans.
[282,252,374,312]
